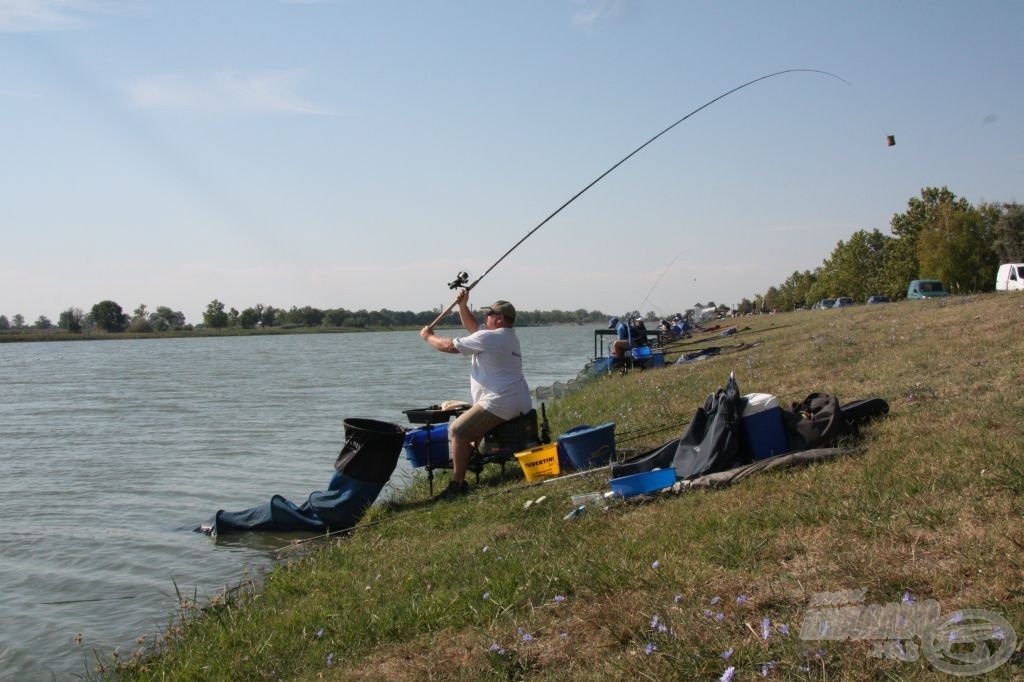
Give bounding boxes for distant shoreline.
[0,322,591,344]
[0,326,415,343]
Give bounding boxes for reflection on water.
[0,326,593,679]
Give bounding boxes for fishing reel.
[447,271,470,290]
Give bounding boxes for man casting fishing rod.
[414,69,846,498]
[420,289,532,499]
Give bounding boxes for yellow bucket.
[514,443,560,482]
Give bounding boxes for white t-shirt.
[452,327,532,420]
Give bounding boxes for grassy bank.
[111,294,1023,680]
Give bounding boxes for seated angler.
[419,291,532,499]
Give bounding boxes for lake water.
[0,326,596,680]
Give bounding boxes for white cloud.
[0,87,38,97]
[124,69,331,115]
[0,0,95,32]
[570,0,630,32]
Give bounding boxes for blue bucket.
[557,422,615,470]
[403,424,450,468]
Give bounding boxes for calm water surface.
[0,326,594,679]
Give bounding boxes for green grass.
[109,294,1024,680]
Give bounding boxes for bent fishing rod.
[429,68,849,327]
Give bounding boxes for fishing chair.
[609,343,652,373]
[468,408,544,480]
[627,344,654,371]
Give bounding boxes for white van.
[995,263,1024,291]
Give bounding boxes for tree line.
[735,187,1024,314]
[5,186,1021,331]
[0,300,609,334]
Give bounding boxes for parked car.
[995,263,1024,291]
[866,295,891,304]
[833,297,855,308]
[812,298,836,310]
[906,279,949,299]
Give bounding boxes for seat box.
[740,393,789,460]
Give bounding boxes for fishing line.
[634,251,682,320]
[431,68,849,324]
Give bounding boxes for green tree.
[34,315,52,329]
[239,307,261,329]
[260,305,278,328]
[888,187,970,278]
[203,299,229,328]
[876,236,917,299]
[150,306,186,330]
[127,317,154,333]
[774,269,817,309]
[917,200,995,292]
[891,186,969,241]
[91,301,128,332]
[761,285,782,311]
[58,308,83,332]
[12,314,25,328]
[828,230,891,301]
[984,201,1024,263]
[0,315,9,330]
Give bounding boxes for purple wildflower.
[722,647,734,660]
[762,617,771,640]
[483,591,490,601]
[720,666,735,682]
[736,594,748,604]
[994,628,1007,641]
[650,614,660,629]
[674,594,683,604]
[651,560,661,569]
[489,644,501,652]
[711,596,722,605]
[522,632,533,642]
[761,661,777,676]
[715,612,725,622]
[553,595,566,603]
[901,591,916,604]
[779,624,790,636]
[950,611,964,624]
[644,642,656,655]
[949,630,958,642]
[326,652,334,667]
[560,631,568,639]
[704,609,714,619]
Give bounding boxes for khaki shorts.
[449,403,505,442]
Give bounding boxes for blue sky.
[2,0,1022,325]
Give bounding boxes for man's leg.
[448,404,506,484]
[449,432,473,483]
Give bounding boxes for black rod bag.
[611,373,743,480]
